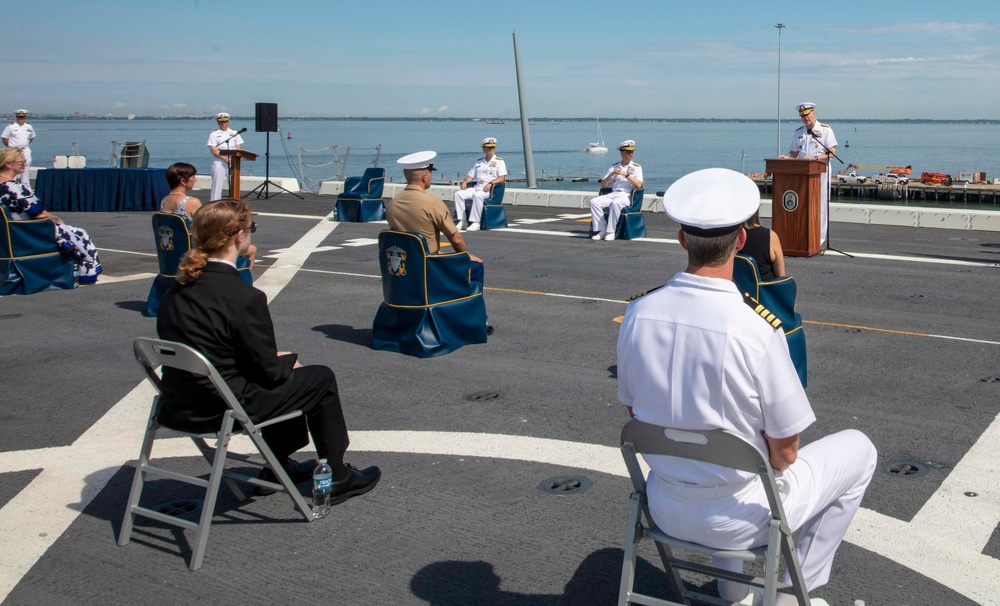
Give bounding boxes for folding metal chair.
[619,419,809,606]
[118,338,314,571]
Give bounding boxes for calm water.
[21,119,1000,196]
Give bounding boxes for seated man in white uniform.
[206,112,244,201]
[617,168,876,605]
[453,137,506,232]
[589,140,643,241]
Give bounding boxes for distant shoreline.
[15,116,1000,124]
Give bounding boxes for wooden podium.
[766,158,825,257]
[220,150,257,198]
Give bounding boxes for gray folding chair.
[619,419,809,606]
[118,338,314,571]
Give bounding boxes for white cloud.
[437,105,448,113]
[173,103,187,109]
[420,107,431,115]
[113,102,125,108]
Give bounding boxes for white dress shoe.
[467,222,480,231]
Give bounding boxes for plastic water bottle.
[72,265,79,288]
[312,459,333,519]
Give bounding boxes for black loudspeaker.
[255,102,278,132]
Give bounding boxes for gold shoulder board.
[626,284,664,302]
[742,292,783,330]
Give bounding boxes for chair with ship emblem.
[372,230,487,358]
[144,213,252,317]
[732,254,806,388]
[618,419,811,606]
[335,167,386,222]
[591,187,646,240]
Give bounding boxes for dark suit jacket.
[156,262,297,429]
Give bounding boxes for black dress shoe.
[486,325,495,336]
[254,459,317,496]
[329,464,381,505]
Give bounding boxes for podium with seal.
[219,149,258,198]
[766,158,825,257]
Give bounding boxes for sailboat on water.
[585,119,608,153]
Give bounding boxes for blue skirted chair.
[335,167,386,222]
[733,254,807,388]
[144,213,252,318]
[458,182,508,230]
[592,187,646,240]
[0,206,74,295]
[372,230,487,358]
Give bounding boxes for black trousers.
[249,365,350,477]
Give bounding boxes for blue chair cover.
[335,168,386,222]
[0,207,74,295]
[481,182,508,230]
[372,230,487,358]
[144,213,252,317]
[732,254,807,388]
[458,182,508,230]
[596,187,646,239]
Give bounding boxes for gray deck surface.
[2,193,999,606]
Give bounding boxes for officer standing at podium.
[207,112,243,201]
[2,110,34,188]
[781,102,837,246]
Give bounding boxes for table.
[33,168,170,212]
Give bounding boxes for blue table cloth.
[34,168,169,212]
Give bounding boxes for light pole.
[774,23,785,156]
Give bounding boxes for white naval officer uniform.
[790,121,837,245]
[617,167,875,599]
[589,159,642,238]
[2,119,35,188]
[454,154,507,229]
[207,126,243,200]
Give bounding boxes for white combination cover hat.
[215,112,231,120]
[397,150,438,170]
[663,168,760,236]
[481,137,497,147]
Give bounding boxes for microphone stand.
[809,131,853,258]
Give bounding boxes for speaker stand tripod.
[244,132,302,200]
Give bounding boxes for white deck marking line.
[264,245,342,258]
[849,251,1000,268]
[254,211,334,220]
[253,213,339,303]
[0,214,339,602]
[95,272,158,284]
[2,425,998,605]
[494,227,679,244]
[100,248,157,257]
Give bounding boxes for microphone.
[237,127,248,134]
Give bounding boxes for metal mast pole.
[513,30,536,188]
[774,23,785,156]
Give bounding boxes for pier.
[752,178,1000,205]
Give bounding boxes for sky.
[5,0,999,120]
